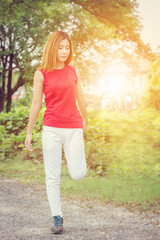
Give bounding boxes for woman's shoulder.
[36,68,45,74]
[68,64,80,76]
[67,64,78,74]
[67,64,77,70]
[34,69,44,83]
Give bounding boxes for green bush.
[85,110,112,175]
[1,105,160,176]
[0,106,44,161]
[85,108,160,175]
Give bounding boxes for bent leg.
[63,128,87,181]
[42,126,63,217]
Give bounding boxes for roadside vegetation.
[0,105,160,211]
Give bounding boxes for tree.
[0,0,148,112]
[70,0,140,41]
[0,0,44,112]
[0,0,73,112]
[70,0,155,58]
[61,0,150,85]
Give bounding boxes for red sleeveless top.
[39,65,83,128]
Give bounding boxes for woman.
[25,31,88,234]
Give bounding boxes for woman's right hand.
[25,133,33,152]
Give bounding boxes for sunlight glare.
[98,60,134,109]
[99,61,129,96]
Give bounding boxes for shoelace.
[53,216,62,226]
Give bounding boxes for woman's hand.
[25,133,33,152]
[24,70,43,152]
[83,118,88,135]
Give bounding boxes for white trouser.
[42,126,87,217]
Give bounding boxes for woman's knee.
[70,169,87,181]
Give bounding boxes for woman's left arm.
[76,68,88,134]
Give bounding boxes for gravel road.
[0,176,160,240]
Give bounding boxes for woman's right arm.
[25,70,44,151]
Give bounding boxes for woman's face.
[57,39,70,63]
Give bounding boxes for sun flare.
[99,61,130,95]
[98,60,144,109]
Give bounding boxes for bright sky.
[138,0,160,52]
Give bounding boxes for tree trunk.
[0,71,6,112]
[11,74,25,96]
[0,23,8,112]
[0,55,8,112]
[6,54,13,113]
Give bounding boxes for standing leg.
[42,126,63,217]
[63,128,87,181]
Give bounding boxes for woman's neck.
[55,61,65,69]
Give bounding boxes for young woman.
[25,31,88,234]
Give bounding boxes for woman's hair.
[39,31,73,72]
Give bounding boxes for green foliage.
[0,105,160,209]
[70,0,141,42]
[146,59,160,109]
[0,107,27,159]
[1,105,160,177]
[0,0,81,112]
[85,108,160,175]
[85,110,112,175]
[12,86,33,108]
[0,106,44,161]
[1,0,145,113]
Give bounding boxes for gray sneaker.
[51,215,63,234]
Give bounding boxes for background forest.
[0,0,160,210]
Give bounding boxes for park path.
[0,176,160,240]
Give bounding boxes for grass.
[0,157,160,211]
[61,171,160,211]
[1,107,160,211]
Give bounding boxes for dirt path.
[0,176,160,240]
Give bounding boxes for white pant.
[42,126,87,217]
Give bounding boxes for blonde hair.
[39,31,73,72]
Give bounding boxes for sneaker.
[51,215,63,234]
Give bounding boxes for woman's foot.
[51,215,63,234]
